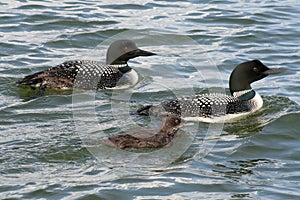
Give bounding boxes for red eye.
[123,47,129,52]
[253,67,259,73]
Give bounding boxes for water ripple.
[0,0,300,199]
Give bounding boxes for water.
[1,0,300,199]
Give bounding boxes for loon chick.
[102,115,181,149]
[137,60,286,122]
[16,40,156,96]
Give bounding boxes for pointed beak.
[135,48,156,56]
[262,67,287,75]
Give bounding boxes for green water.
[1,0,300,199]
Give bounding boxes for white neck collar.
[108,64,128,68]
[233,89,253,98]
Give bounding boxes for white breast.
[114,69,139,89]
[249,92,263,112]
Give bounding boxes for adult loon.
[16,40,156,96]
[137,60,286,123]
[103,115,181,149]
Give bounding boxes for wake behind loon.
[137,60,286,123]
[17,40,156,96]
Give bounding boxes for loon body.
[137,60,285,122]
[103,115,181,149]
[17,40,156,95]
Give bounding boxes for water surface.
[1,0,300,199]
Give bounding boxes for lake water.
[1,0,300,199]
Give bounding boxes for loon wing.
[138,93,251,117]
[17,60,123,90]
[16,61,80,88]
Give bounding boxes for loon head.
[229,60,286,95]
[106,40,156,65]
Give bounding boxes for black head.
[229,60,286,95]
[106,40,156,65]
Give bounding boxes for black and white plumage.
[137,60,286,122]
[17,61,128,90]
[16,40,156,96]
[138,92,263,123]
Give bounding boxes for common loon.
[17,40,156,96]
[103,115,181,149]
[137,60,286,123]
